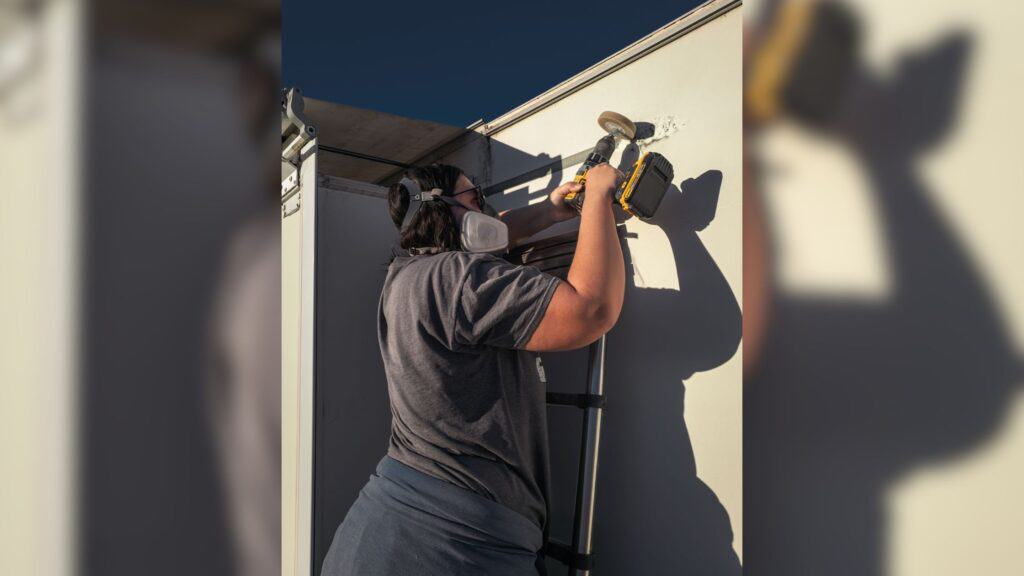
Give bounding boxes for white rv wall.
[439,4,744,569]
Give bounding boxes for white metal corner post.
[282,88,318,576]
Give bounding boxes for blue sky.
[284,0,706,127]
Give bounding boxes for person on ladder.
[321,161,625,576]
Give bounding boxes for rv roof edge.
[480,0,741,137]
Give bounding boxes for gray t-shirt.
[378,250,561,529]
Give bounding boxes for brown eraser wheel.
[598,111,637,140]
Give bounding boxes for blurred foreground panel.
[745,1,1024,575]
[2,0,279,575]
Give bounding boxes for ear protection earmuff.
[397,176,509,256]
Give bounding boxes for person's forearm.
[566,193,624,328]
[500,202,559,247]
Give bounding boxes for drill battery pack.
[565,151,673,220]
[615,152,673,220]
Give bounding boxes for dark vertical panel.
[312,188,395,574]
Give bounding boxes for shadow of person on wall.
[498,152,565,209]
[591,169,743,575]
[745,21,1022,576]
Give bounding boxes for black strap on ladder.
[544,539,595,571]
[546,392,606,410]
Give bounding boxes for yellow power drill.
[564,111,674,220]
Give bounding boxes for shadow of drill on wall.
[745,17,1021,576]
[589,169,742,575]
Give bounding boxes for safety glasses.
[452,184,486,210]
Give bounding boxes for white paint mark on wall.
[637,115,681,150]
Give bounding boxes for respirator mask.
[399,177,508,255]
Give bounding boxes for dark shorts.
[321,456,545,576]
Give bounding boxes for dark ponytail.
[387,164,464,256]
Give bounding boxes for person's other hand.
[548,181,583,222]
